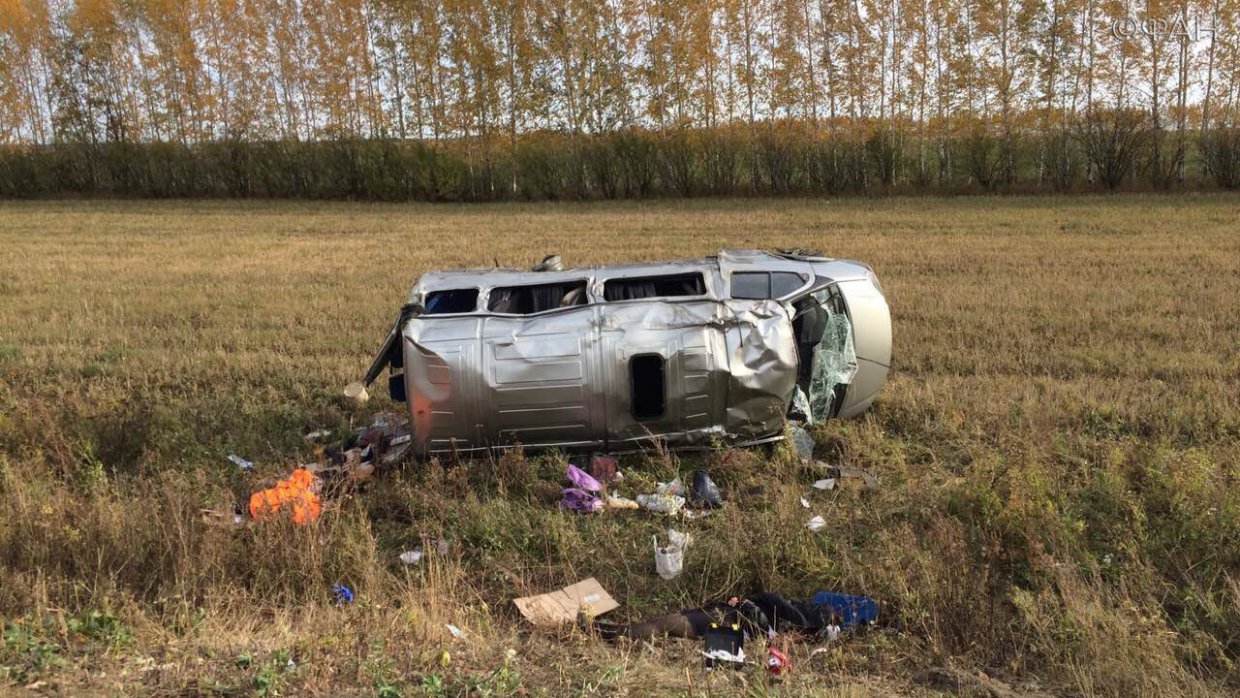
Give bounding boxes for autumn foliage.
[2,0,1240,197]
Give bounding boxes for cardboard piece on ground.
[513,577,618,625]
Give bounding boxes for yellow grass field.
[1,195,1238,696]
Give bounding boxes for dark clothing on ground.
[589,592,837,641]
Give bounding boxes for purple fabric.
[561,487,603,513]
[566,464,602,492]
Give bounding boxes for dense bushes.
[2,117,1237,201]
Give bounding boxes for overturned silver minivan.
[359,250,891,459]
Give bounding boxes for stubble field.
[1,194,1238,696]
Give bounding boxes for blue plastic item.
[810,591,878,628]
[331,583,354,605]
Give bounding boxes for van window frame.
[423,288,481,315]
[483,278,591,316]
[729,271,810,300]
[601,272,707,302]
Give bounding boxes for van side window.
[603,273,705,301]
[731,271,806,299]
[730,272,770,299]
[424,289,479,314]
[487,280,587,314]
[771,272,807,297]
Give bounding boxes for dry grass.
[1,194,1238,696]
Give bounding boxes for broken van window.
[603,273,705,301]
[424,289,479,314]
[488,281,588,314]
[807,291,858,420]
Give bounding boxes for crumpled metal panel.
[722,299,799,441]
[401,297,798,457]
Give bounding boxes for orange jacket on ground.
[249,468,322,525]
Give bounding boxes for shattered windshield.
[807,290,858,420]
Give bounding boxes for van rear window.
[603,273,705,301]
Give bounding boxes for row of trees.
[3,120,1239,199]
[1,0,1239,197]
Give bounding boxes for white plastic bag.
[636,493,686,516]
[653,528,692,579]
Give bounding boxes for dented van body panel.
[366,250,890,458]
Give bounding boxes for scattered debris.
[789,426,814,463]
[688,470,722,507]
[561,487,603,513]
[513,578,618,626]
[702,623,745,669]
[766,647,791,675]
[636,478,688,515]
[566,463,601,491]
[812,478,836,491]
[809,591,879,628]
[806,515,826,532]
[343,381,369,404]
[383,433,413,466]
[227,454,254,470]
[653,529,692,580]
[331,583,354,605]
[800,496,811,509]
[605,494,639,510]
[588,454,618,487]
[636,492,685,516]
[399,549,423,565]
[248,468,322,525]
[561,463,605,512]
[445,623,463,639]
[832,466,880,490]
[303,429,332,442]
[588,591,877,644]
[658,478,684,496]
